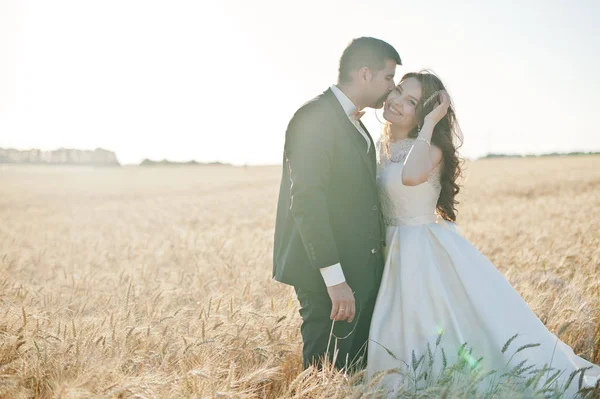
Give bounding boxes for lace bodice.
[377,138,442,226]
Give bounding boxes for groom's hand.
[327,282,355,323]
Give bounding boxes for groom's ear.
[358,66,373,83]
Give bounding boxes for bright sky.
[1,0,599,165]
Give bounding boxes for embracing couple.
[273,37,599,395]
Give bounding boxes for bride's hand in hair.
[423,91,450,126]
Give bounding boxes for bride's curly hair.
[382,70,464,222]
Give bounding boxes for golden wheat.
[0,156,598,398]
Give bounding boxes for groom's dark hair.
[338,37,401,84]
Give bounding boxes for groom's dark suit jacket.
[273,88,385,297]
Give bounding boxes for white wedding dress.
[367,138,599,397]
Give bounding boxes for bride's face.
[383,77,422,129]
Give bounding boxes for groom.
[273,37,401,370]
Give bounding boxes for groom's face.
[365,59,397,109]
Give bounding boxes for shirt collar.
[330,85,359,118]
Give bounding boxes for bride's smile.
[383,78,422,129]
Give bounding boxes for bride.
[366,71,600,396]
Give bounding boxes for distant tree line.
[5,147,595,167]
[0,148,233,167]
[139,159,231,166]
[0,147,119,166]
[482,151,600,159]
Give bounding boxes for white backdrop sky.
[1,0,599,165]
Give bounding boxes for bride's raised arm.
[401,91,449,186]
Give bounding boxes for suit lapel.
[323,89,377,184]
[347,120,375,176]
[359,120,377,172]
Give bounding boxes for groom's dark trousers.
[294,250,384,369]
[273,88,386,370]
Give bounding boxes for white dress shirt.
[318,85,371,287]
[330,85,371,152]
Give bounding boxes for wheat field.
[0,156,599,398]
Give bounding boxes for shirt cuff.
[319,263,346,287]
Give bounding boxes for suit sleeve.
[285,111,341,270]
